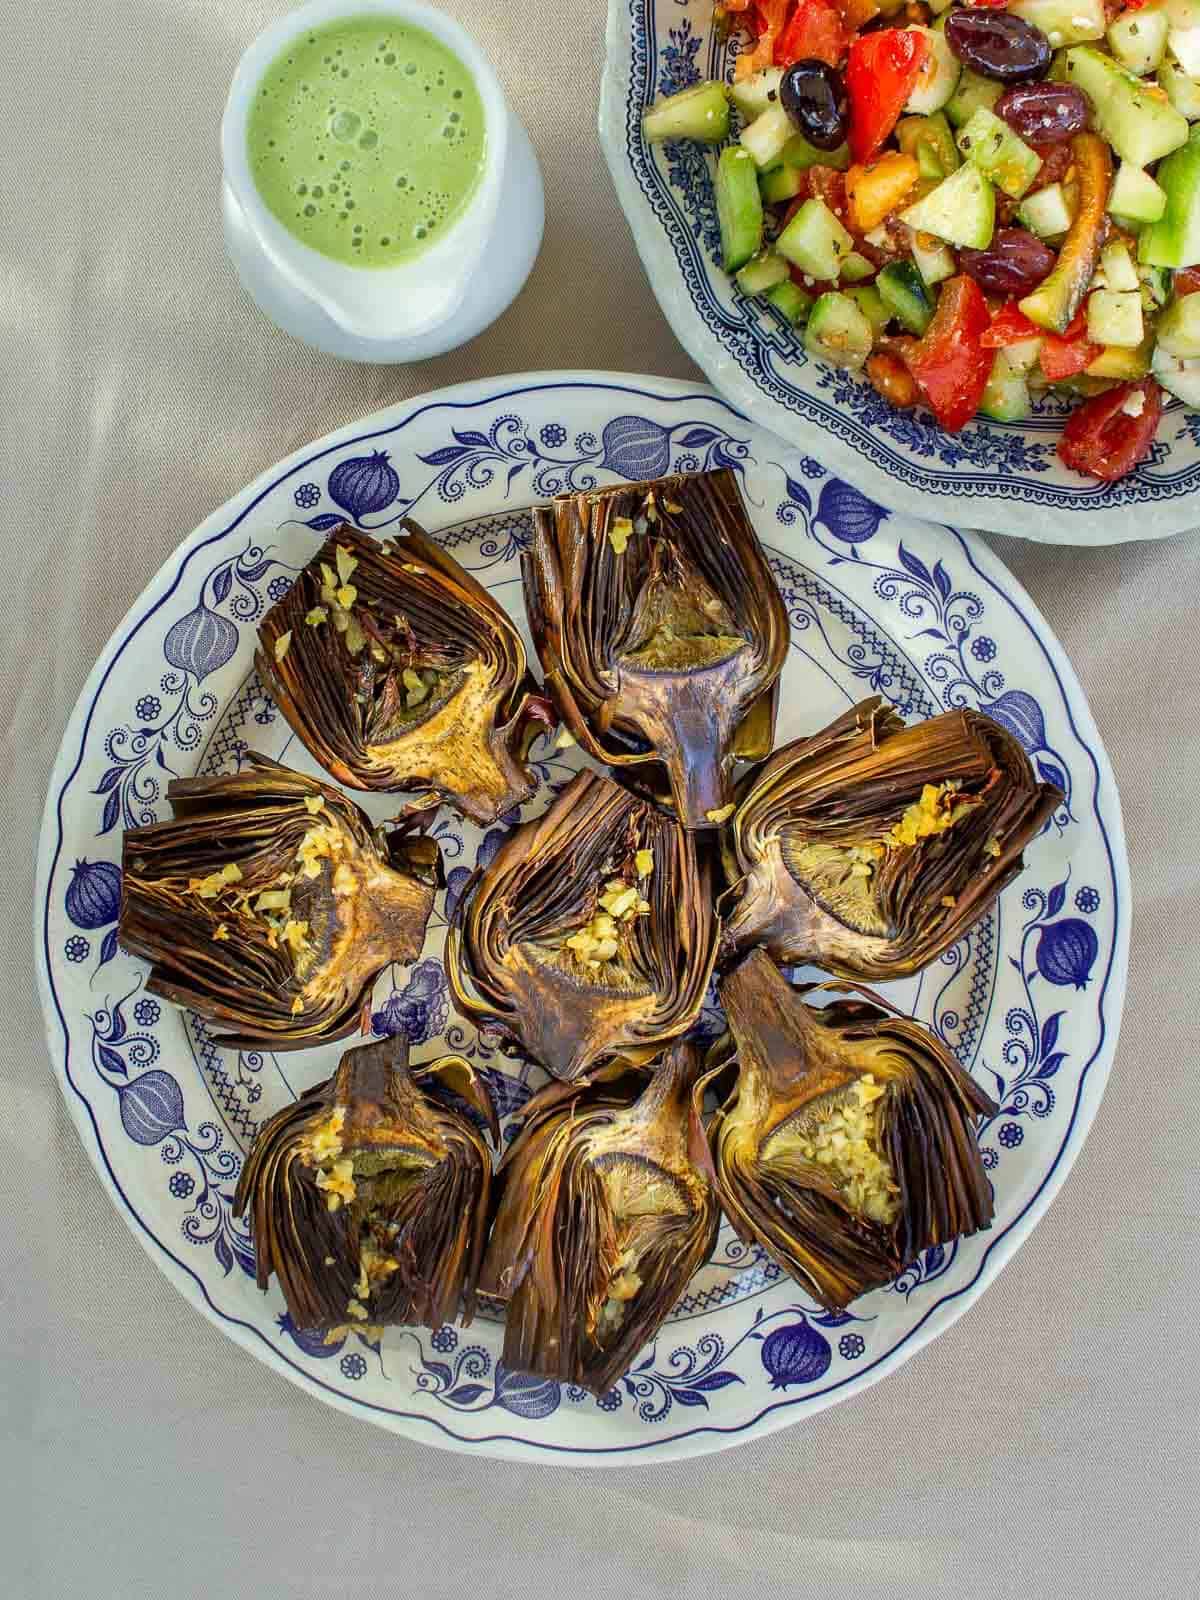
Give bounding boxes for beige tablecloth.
[6,3,1199,1595]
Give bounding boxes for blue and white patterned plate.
[36,372,1128,1463]
[600,2,1200,543]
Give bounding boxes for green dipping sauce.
[246,15,486,268]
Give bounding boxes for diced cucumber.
[1158,58,1200,119]
[896,111,960,175]
[643,80,731,145]
[1140,121,1200,264]
[846,284,890,335]
[741,105,794,170]
[910,229,956,285]
[765,280,814,324]
[1087,288,1146,345]
[804,291,874,369]
[1156,288,1200,352]
[781,133,852,171]
[760,164,805,205]
[1086,339,1153,377]
[841,252,876,283]
[1019,181,1075,237]
[957,107,1041,198]
[729,67,784,124]
[1101,239,1141,291]
[1141,263,1173,304]
[1108,7,1170,75]
[877,259,935,334]
[1151,341,1200,401]
[1010,0,1105,45]
[1108,161,1168,224]
[904,26,961,114]
[736,250,790,296]
[946,69,1004,129]
[776,197,855,281]
[979,350,1033,420]
[716,146,764,273]
[1169,23,1200,75]
[1065,46,1189,166]
[901,162,996,249]
[1006,335,1045,374]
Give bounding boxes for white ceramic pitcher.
[221,0,544,362]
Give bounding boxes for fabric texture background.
[4,3,1198,1596]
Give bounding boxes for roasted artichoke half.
[445,768,718,1082]
[721,697,1062,979]
[257,524,554,825]
[523,468,789,830]
[234,1035,497,1333]
[119,754,437,1048]
[481,1040,719,1392]
[708,950,997,1313]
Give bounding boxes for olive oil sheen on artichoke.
[246,15,485,267]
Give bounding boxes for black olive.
[780,59,848,153]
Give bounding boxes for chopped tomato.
[1039,311,1099,381]
[982,302,1041,348]
[965,0,1009,6]
[1058,379,1164,480]
[735,0,791,77]
[774,0,848,67]
[845,29,930,164]
[906,275,993,431]
[1174,266,1200,296]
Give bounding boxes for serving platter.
[36,370,1128,1464]
[599,0,1200,543]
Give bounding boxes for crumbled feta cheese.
[1121,389,1146,417]
[1048,29,1063,45]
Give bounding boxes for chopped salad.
[642,0,1200,481]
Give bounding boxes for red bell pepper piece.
[774,0,848,68]
[845,29,930,164]
[982,302,1041,348]
[1039,311,1100,381]
[1058,378,1164,481]
[906,275,993,431]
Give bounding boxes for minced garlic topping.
[561,876,648,970]
[314,1158,357,1212]
[883,781,972,849]
[274,631,292,663]
[705,804,735,824]
[635,849,653,878]
[189,861,243,899]
[608,516,634,555]
[793,1074,899,1225]
[596,1247,643,1340]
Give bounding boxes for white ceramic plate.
[37,371,1128,1463]
[599,0,1200,543]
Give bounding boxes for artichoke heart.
[257,524,556,825]
[118,753,437,1048]
[709,951,998,1313]
[480,1040,719,1392]
[522,469,788,829]
[721,697,1063,979]
[444,768,718,1082]
[233,1035,497,1333]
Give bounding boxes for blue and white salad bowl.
[600,2,1200,543]
[36,372,1128,1462]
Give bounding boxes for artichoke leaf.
[258,523,556,825]
[119,753,436,1049]
[480,1040,720,1393]
[444,769,718,1082]
[233,1035,495,1332]
[721,697,1063,979]
[523,469,788,829]
[710,951,998,1313]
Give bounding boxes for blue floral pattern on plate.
[599,5,1200,541]
[36,373,1128,1464]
